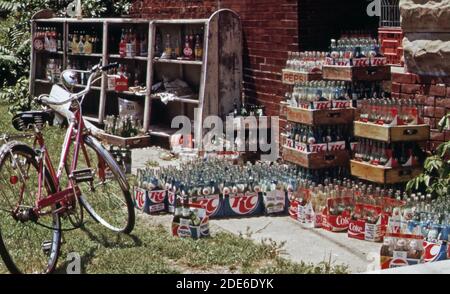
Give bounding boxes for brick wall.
[131,0,299,119]
[391,71,450,152]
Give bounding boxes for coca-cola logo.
[194,195,221,217]
[336,215,350,227]
[349,223,364,233]
[134,188,146,210]
[149,190,166,204]
[229,193,259,215]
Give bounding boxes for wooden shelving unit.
[29,9,243,149]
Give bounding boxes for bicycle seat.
[12,111,55,132]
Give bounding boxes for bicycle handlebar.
[36,62,119,107]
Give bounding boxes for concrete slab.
[366,260,450,274]
[210,216,382,273]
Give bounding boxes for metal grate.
[380,0,401,27]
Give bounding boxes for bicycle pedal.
[70,168,95,183]
[41,241,52,255]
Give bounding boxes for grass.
[0,103,348,274]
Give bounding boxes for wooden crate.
[322,65,391,81]
[286,107,355,126]
[282,69,322,85]
[283,147,350,169]
[354,122,430,142]
[95,132,151,148]
[350,160,422,184]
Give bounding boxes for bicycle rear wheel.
[77,136,135,234]
[0,142,61,274]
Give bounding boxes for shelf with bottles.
[106,62,148,96]
[33,24,64,54]
[67,22,104,56]
[108,23,149,60]
[152,23,205,64]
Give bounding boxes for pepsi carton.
[172,205,210,239]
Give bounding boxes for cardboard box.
[263,190,288,215]
[133,186,149,213]
[147,190,167,214]
[322,197,354,232]
[223,192,263,217]
[172,205,210,239]
[189,194,224,218]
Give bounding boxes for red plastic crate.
[379,27,404,66]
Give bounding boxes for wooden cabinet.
[29,9,242,149]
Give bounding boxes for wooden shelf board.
[68,53,103,58]
[150,94,199,105]
[153,58,203,66]
[109,54,148,61]
[149,125,179,138]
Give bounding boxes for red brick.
[430,84,447,97]
[445,130,450,141]
[392,72,417,84]
[423,107,435,117]
[401,84,423,94]
[434,107,447,118]
[425,96,436,107]
[430,141,443,152]
[435,98,450,109]
[391,82,401,93]
[415,94,427,104]
[430,130,445,142]
[391,92,400,99]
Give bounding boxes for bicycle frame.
[31,107,89,214]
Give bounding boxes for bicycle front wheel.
[0,142,61,274]
[77,136,135,234]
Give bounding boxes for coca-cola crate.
[348,204,387,242]
[282,69,322,85]
[322,197,353,232]
[354,121,430,143]
[350,160,422,184]
[322,65,391,82]
[286,106,355,126]
[222,192,264,217]
[289,199,323,229]
[283,147,350,169]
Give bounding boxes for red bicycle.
[0,62,135,274]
